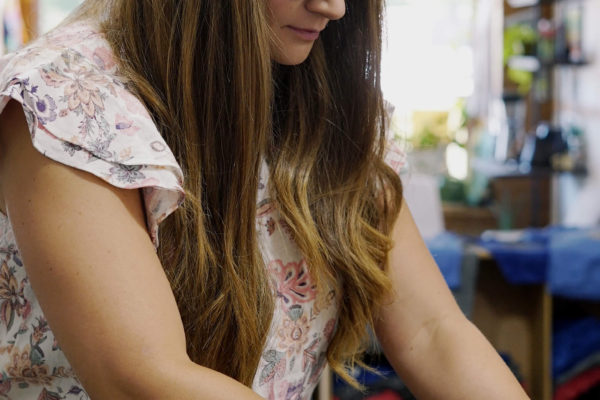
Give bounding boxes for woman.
[0,0,529,399]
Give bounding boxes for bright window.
[383,0,476,147]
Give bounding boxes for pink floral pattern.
[252,161,340,399]
[0,19,406,400]
[268,259,317,307]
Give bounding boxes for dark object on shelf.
[499,92,527,161]
[554,1,585,65]
[520,122,568,170]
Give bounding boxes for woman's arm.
[0,101,262,400]
[374,199,530,399]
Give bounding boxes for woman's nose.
[306,0,346,21]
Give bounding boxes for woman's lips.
[287,26,320,41]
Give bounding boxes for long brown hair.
[71,0,402,387]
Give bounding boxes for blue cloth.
[443,226,600,295]
[426,232,463,290]
[549,229,600,301]
[476,226,591,286]
[553,317,600,378]
[478,229,555,284]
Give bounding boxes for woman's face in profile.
[267,0,346,65]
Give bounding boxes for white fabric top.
[0,20,406,400]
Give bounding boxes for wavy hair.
[71,0,402,387]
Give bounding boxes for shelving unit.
[471,252,553,400]
[504,0,589,130]
[504,0,554,133]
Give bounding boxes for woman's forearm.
[377,202,531,399]
[384,314,530,400]
[88,359,264,400]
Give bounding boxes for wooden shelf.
[472,258,552,400]
[443,203,498,236]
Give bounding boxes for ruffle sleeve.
[383,101,408,176]
[383,135,408,176]
[0,44,184,249]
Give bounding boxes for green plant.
[503,24,537,94]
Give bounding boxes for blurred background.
[2,1,599,399]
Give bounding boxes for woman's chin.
[271,48,313,66]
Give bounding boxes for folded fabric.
[478,229,553,284]
[577,383,600,400]
[553,318,600,378]
[426,232,463,290]
[478,226,599,289]
[553,366,600,400]
[556,351,600,386]
[549,229,600,300]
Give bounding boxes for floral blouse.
[0,20,406,400]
